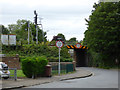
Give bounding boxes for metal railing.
[0,68,17,81]
[51,64,74,75]
[9,68,17,81]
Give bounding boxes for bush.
[21,56,48,78]
[2,43,71,60]
[47,56,58,62]
[47,56,73,62]
[62,58,73,62]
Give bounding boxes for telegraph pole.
[27,21,30,44]
[39,18,44,43]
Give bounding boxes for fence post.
[14,68,17,81]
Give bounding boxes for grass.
[9,70,26,78]
[9,69,75,77]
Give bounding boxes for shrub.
[47,56,73,62]
[47,56,58,62]
[62,58,73,62]
[21,56,48,78]
[2,43,71,60]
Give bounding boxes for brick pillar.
[72,61,76,71]
[73,49,77,65]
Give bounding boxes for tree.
[57,33,66,41]
[69,37,76,42]
[84,2,120,67]
[8,19,47,43]
[0,25,9,34]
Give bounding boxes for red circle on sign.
[56,40,63,48]
[76,43,81,48]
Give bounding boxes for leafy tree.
[8,19,47,43]
[69,37,76,42]
[0,25,9,34]
[57,33,66,41]
[84,2,120,67]
[65,37,77,45]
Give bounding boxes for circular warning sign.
[56,40,63,48]
[76,43,81,48]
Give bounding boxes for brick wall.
[0,57,76,70]
[0,56,21,69]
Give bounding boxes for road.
[26,67,118,88]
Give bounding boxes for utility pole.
[34,10,38,44]
[39,18,44,43]
[27,21,30,44]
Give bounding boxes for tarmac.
[0,67,93,90]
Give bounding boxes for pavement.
[0,67,93,90]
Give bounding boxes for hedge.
[47,56,73,62]
[21,56,48,78]
[2,43,71,59]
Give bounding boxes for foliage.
[8,19,47,43]
[66,37,78,45]
[0,25,9,34]
[57,33,66,41]
[2,43,71,62]
[49,41,56,46]
[9,70,26,77]
[21,56,48,78]
[47,56,73,62]
[61,47,71,58]
[69,37,76,42]
[84,2,120,68]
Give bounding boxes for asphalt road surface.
[27,67,119,88]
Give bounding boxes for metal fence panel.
[66,64,73,73]
[51,63,74,75]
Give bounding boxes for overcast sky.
[0,0,99,41]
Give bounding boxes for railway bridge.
[66,43,88,67]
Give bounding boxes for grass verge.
[9,70,26,78]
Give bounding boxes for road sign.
[56,40,63,48]
[56,40,64,75]
[76,43,81,48]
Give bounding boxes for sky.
[0,0,99,41]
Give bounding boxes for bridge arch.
[66,45,88,67]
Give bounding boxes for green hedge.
[21,56,48,78]
[2,43,71,59]
[47,56,73,62]
[87,49,120,69]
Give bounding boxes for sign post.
[56,40,63,75]
[58,47,60,75]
